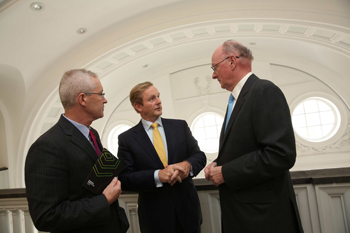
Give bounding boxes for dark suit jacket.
[25,115,129,233]
[118,118,206,233]
[217,74,304,233]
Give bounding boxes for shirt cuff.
[186,160,194,177]
[154,169,163,187]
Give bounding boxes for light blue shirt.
[141,117,168,187]
[62,114,95,149]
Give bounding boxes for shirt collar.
[141,117,163,132]
[62,114,90,139]
[231,72,253,100]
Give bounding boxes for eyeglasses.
[84,92,105,98]
[211,55,240,72]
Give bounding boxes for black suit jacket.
[217,74,304,233]
[118,118,206,233]
[25,115,129,233]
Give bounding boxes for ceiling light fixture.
[30,2,44,11]
[76,28,87,34]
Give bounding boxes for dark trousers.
[175,214,201,233]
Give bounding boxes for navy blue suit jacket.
[118,118,206,233]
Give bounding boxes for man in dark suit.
[118,82,206,233]
[204,40,304,233]
[25,69,129,233]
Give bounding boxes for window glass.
[191,112,224,153]
[292,97,341,142]
[107,124,131,155]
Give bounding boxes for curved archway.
[19,18,350,186]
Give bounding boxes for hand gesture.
[204,162,225,186]
[103,177,122,204]
[159,166,182,186]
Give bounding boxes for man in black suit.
[204,40,304,233]
[25,69,129,233]
[118,82,206,233]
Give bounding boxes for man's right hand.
[103,177,122,205]
[159,166,182,186]
[204,162,217,181]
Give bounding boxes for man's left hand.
[208,166,225,186]
[170,161,191,180]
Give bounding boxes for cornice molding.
[296,120,350,155]
[84,19,350,78]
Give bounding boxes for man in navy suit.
[25,69,129,233]
[205,40,304,233]
[118,82,206,233]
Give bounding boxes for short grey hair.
[59,69,98,109]
[222,40,254,61]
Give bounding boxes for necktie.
[224,94,235,132]
[89,129,102,156]
[151,123,167,167]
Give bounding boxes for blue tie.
[224,94,235,132]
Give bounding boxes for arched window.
[107,124,132,155]
[191,112,224,153]
[292,97,341,142]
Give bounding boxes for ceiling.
[0,0,349,109]
[0,0,349,129]
[0,0,350,187]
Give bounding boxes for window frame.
[290,92,348,147]
[190,111,224,153]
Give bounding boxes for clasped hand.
[159,161,191,186]
[204,162,224,186]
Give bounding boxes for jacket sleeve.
[25,136,111,232]
[222,81,296,191]
[182,121,207,176]
[117,133,157,191]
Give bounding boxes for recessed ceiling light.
[30,2,44,11]
[249,42,256,45]
[76,28,87,34]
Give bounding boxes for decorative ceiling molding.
[84,19,350,78]
[296,120,350,155]
[194,76,212,95]
[28,18,350,157]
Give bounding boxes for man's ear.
[230,56,237,70]
[134,103,142,113]
[77,93,87,106]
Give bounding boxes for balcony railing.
[1,168,350,233]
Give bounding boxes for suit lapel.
[162,119,176,164]
[58,116,98,163]
[132,121,165,168]
[219,106,228,143]
[219,75,258,151]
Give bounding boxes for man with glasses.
[205,40,304,233]
[25,69,129,233]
